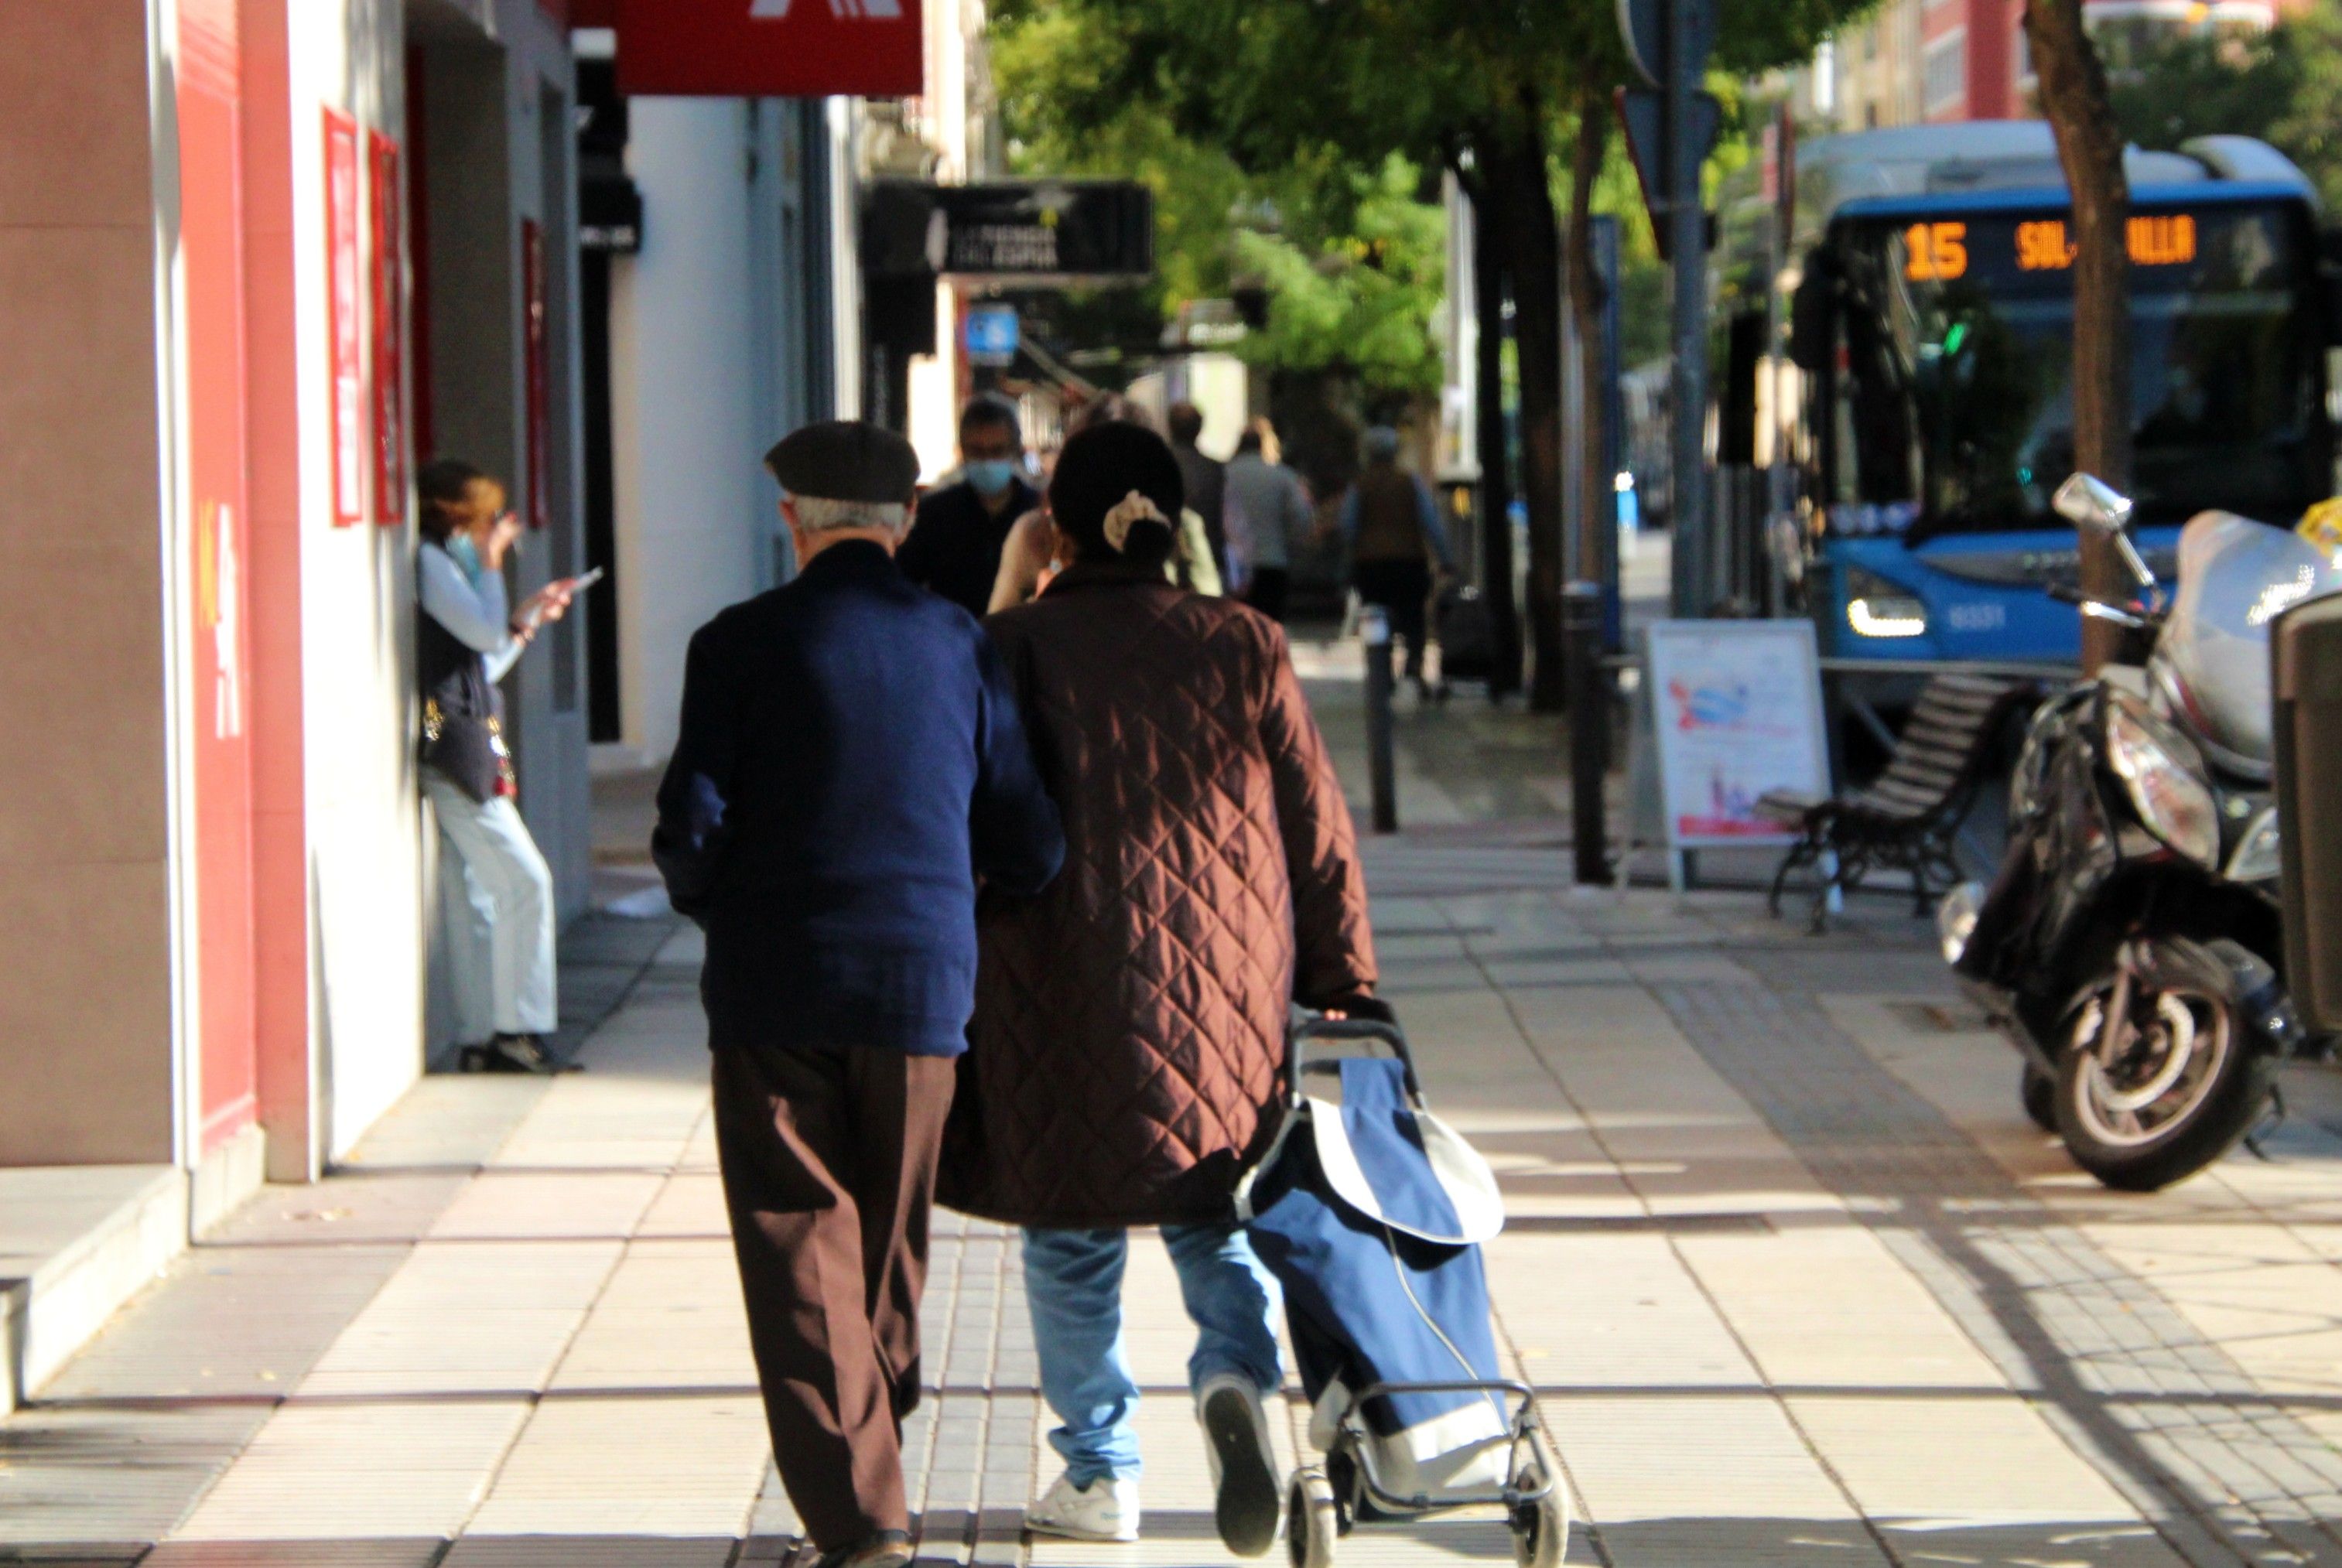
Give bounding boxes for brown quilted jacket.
[940,562,1377,1228]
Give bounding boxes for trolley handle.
[1287,1012,1424,1102]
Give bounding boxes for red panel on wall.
[368,131,405,522]
[178,0,260,1153]
[323,108,363,526]
[615,0,922,98]
[241,0,316,1177]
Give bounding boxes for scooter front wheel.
[2055,938,2275,1191]
[2021,1064,2057,1132]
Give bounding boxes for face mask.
[446,532,485,584]
[964,459,1018,497]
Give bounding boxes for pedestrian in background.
[898,396,1038,617]
[1224,418,1313,621]
[654,422,1064,1568]
[1167,399,1229,580]
[986,394,1220,612]
[1339,425,1455,694]
[416,458,575,1074]
[943,420,1383,1557]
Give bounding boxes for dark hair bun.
[1048,422,1184,569]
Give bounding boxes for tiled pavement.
[10,676,2342,1566]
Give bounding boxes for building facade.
[1807,0,2310,131]
[577,0,999,770]
[1,0,588,1218]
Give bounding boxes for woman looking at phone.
[416,458,578,1073]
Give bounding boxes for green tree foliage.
[1229,157,1448,399]
[990,5,1445,403]
[2107,11,2342,212]
[994,0,1874,698]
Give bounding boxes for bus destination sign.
[1903,210,2205,284]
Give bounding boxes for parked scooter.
[1939,474,2341,1191]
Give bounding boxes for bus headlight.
[1846,567,1929,638]
[2104,697,2220,868]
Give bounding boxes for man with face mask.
[897,397,1040,618]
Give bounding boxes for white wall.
[826,97,863,420]
[611,98,768,764]
[284,0,425,1158]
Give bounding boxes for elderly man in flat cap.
[654,420,1065,1568]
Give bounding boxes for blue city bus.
[1724,123,2337,664]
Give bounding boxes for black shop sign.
[864,179,1154,282]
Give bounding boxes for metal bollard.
[1563,581,1609,884]
[1362,605,1398,834]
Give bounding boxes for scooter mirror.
[2053,473,2135,538]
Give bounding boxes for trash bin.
[2272,593,2342,1037]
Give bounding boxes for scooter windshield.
[2154,511,2342,770]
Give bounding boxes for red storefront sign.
[522,217,550,531]
[368,130,405,523]
[615,0,923,99]
[323,107,363,526]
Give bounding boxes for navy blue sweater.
[652,540,1064,1054]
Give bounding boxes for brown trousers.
[711,1038,956,1552]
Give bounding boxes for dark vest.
[419,560,511,803]
[1352,466,1425,565]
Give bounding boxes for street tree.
[998,0,1873,703]
[2106,9,2342,211]
[992,12,1448,428]
[1227,156,1448,407]
[2024,0,2131,673]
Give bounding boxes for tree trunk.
[2027,0,2132,674]
[1466,176,1523,697]
[1486,123,1567,712]
[1565,81,1609,591]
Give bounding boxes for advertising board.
[1643,619,1830,863]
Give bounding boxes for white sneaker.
[1027,1471,1140,1542]
[1196,1373,1281,1557]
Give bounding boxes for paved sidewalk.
[9,664,2342,1566]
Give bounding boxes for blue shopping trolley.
[1236,1013,1568,1567]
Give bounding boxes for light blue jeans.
[1021,1223,1283,1485]
[426,770,558,1039]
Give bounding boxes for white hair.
[791,495,911,533]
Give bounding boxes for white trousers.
[425,770,558,1040]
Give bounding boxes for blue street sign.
[964,306,1020,364]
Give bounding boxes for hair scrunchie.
[1101,490,1168,555]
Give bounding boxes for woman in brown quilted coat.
[942,421,1381,1557]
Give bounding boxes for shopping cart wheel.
[1287,1467,1339,1568]
[1509,1464,1568,1568]
[1323,1448,1360,1532]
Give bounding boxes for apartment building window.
[1924,28,1967,116]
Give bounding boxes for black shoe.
[1199,1374,1280,1556]
[460,1033,569,1074]
[812,1529,913,1568]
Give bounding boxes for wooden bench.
[1758,672,2042,932]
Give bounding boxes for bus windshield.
[1828,201,2326,538]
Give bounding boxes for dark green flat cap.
[764,420,921,503]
